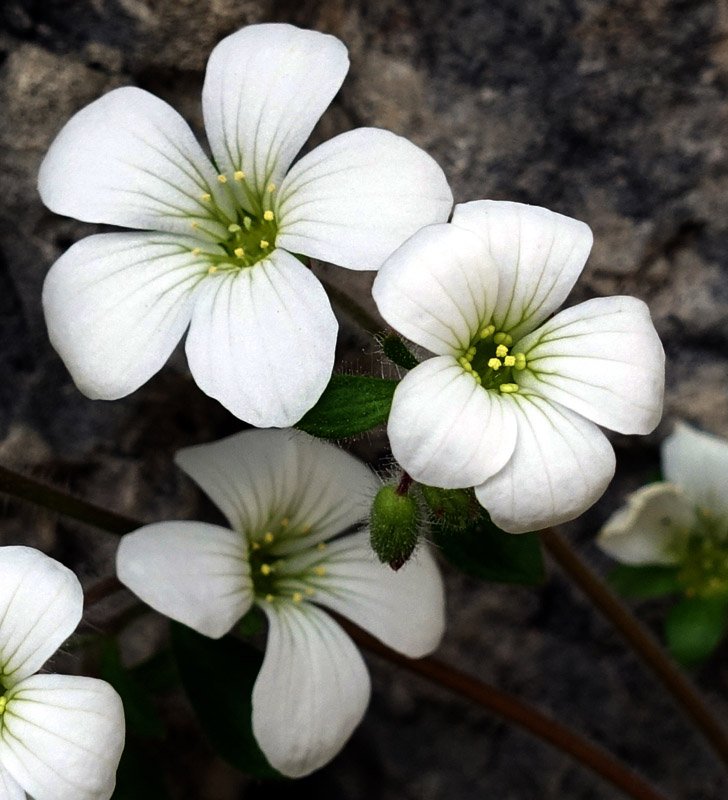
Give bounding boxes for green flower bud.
[370,484,421,570]
[419,485,472,532]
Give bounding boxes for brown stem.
[541,528,728,765]
[339,619,670,800]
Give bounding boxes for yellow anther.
[514,353,527,370]
[267,183,276,193]
[234,247,245,258]
[462,361,473,372]
[495,344,509,358]
[480,325,495,339]
[302,525,312,534]
[217,174,228,184]
[280,518,289,528]
[504,355,516,367]
[475,374,482,385]
[263,531,275,544]
[260,563,273,576]
[265,593,274,602]
[305,587,316,596]
[316,542,327,551]
[487,358,502,370]
[499,383,519,394]
[190,221,199,229]
[263,210,275,221]
[251,542,261,551]
[234,170,245,181]
[493,332,507,344]
[292,592,303,604]
[243,216,252,231]
[466,347,476,358]
[191,247,201,256]
[313,566,327,576]
[200,192,211,202]
[504,334,513,346]
[0,697,6,714]
[228,223,241,233]
[207,265,218,275]
[260,240,270,249]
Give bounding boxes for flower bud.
[419,485,472,532]
[370,484,421,570]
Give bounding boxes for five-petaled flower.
[116,428,445,777]
[372,200,665,533]
[0,546,125,800]
[599,422,728,598]
[39,23,452,427]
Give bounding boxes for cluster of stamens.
[457,325,528,392]
[192,171,279,272]
[248,517,329,605]
[677,509,728,599]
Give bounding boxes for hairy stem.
[541,528,728,765]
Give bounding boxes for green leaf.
[296,374,398,438]
[378,333,419,370]
[607,564,681,599]
[665,596,728,666]
[433,512,545,585]
[171,622,282,779]
[99,639,165,740]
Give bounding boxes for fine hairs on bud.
[370,481,422,570]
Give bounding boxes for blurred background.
[0,0,727,797]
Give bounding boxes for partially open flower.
[372,200,665,533]
[599,423,728,599]
[39,23,452,427]
[116,429,445,778]
[0,547,125,800]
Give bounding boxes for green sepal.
[170,622,282,779]
[607,564,681,599]
[296,374,398,439]
[433,510,545,586]
[664,595,728,666]
[378,333,419,370]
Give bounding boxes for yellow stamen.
[234,170,245,181]
[462,361,473,372]
[280,518,289,528]
[480,325,495,339]
[316,542,327,551]
[251,541,261,551]
[260,563,273,576]
[228,223,241,233]
[495,344,509,358]
[487,358,502,370]
[292,592,303,604]
[200,193,211,202]
[207,265,218,275]
[217,174,227,184]
[260,240,269,249]
[305,587,316,596]
[503,355,516,367]
[0,697,6,714]
[263,210,275,221]
[263,531,275,544]
[313,566,327,576]
[243,217,252,231]
[265,593,274,602]
[234,247,245,258]
[514,353,527,370]
[191,247,201,256]
[190,221,199,229]
[499,383,519,393]
[267,183,276,193]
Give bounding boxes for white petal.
[516,296,665,435]
[307,531,445,657]
[0,763,25,800]
[42,232,212,400]
[662,422,728,516]
[276,128,453,270]
[185,249,337,427]
[597,483,693,565]
[475,393,616,533]
[372,223,498,356]
[451,200,593,340]
[38,87,233,239]
[202,23,349,208]
[116,521,252,639]
[387,356,517,488]
[0,547,82,687]
[0,674,124,800]
[252,602,369,778]
[175,429,380,552]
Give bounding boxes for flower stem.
[339,618,670,800]
[541,528,728,764]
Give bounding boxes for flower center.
[193,173,279,273]
[247,518,328,605]
[457,325,528,394]
[676,508,728,599]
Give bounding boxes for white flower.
[372,200,665,534]
[598,423,728,597]
[115,429,445,778]
[0,546,125,800]
[38,23,452,428]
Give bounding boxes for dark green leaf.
[100,639,165,740]
[171,622,282,779]
[378,333,419,370]
[608,564,681,599]
[433,512,545,585]
[665,596,728,666]
[296,374,398,438]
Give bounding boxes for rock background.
[1,0,727,797]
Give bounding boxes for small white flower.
[0,546,125,800]
[39,23,452,427]
[599,423,728,597]
[115,429,445,778]
[372,200,665,533]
